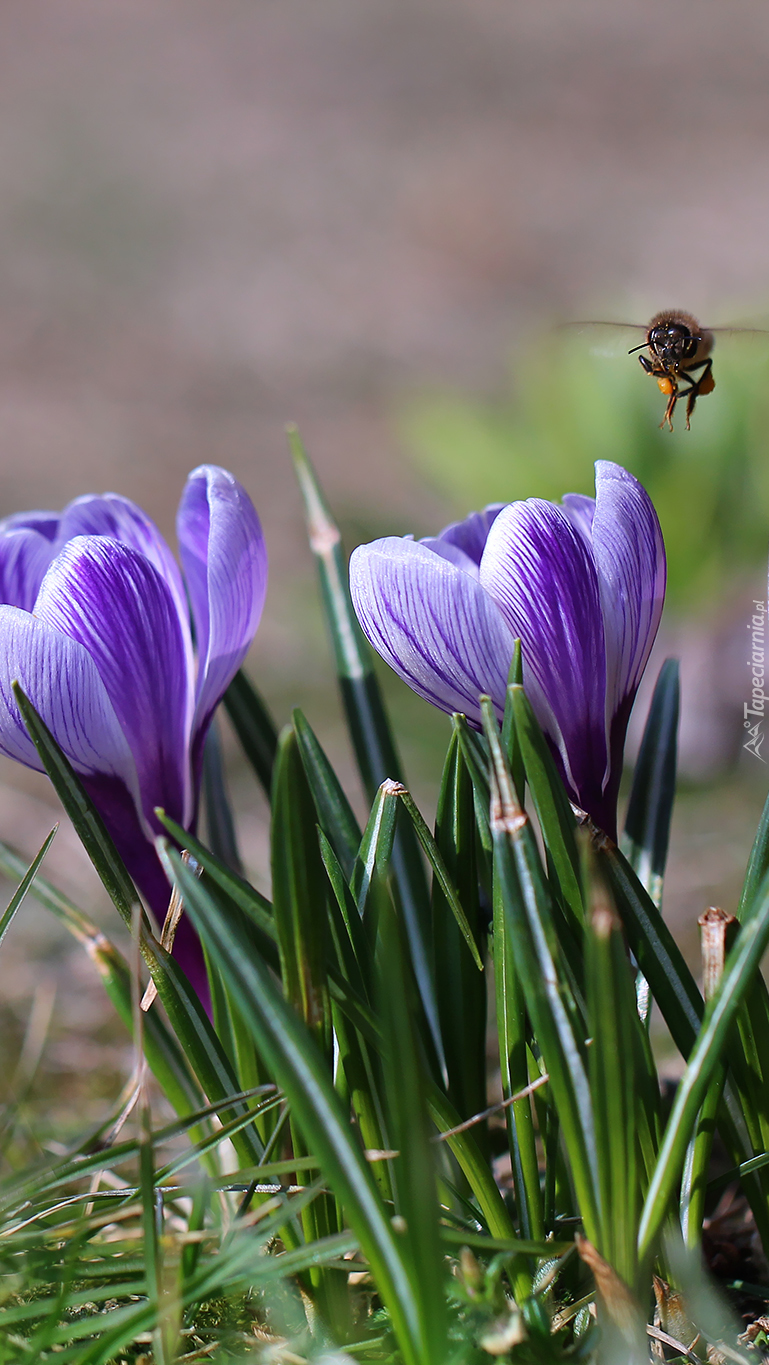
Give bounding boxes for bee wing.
[707,325,769,337]
[559,321,647,358]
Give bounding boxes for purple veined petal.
[590,461,666,716]
[425,504,506,569]
[34,537,194,829]
[350,537,515,727]
[0,528,59,611]
[0,605,144,813]
[561,492,596,550]
[419,536,482,578]
[177,466,268,752]
[479,499,609,800]
[0,510,60,540]
[58,493,190,634]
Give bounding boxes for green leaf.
[585,865,640,1287]
[164,844,436,1365]
[155,810,274,937]
[597,837,703,1055]
[271,724,332,1052]
[426,1086,518,1243]
[0,826,56,953]
[482,698,601,1245]
[378,893,448,1361]
[638,871,769,1262]
[509,684,584,934]
[493,853,544,1243]
[432,729,488,1125]
[501,640,525,801]
[288,423,402,800]
[318,830,373,1001]
[223,666,278,798]
[623,658,679,905]
[351,779,401,918]
[396,780,483,972]
[293,706,362,879]
[202,715,243,875]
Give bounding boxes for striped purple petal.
[349,536,515,727]
[0,528,60,611]
[479,499,608,802]
[34,537,193,829]
[561,492,596,550]
[590,461,666,717]
[421,503,505,576]
[58,492,191,639]
[177,466,268,761]
[0,604,143,809]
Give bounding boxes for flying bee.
[629,309,714,431]
[567,311,768,431]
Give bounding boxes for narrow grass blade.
[289,427,440,1072]
[595,835,704,1054]
[222,666,278,798]
[351,780,400,917]
[0,707,263,1165]
[622,658,679,906]
[155,811,274,932]
[0,826,56,953]
[638,872,769,1262]
[396,780,483,972]
[288,423,403,801]
[165,845,435,1365]
[271,728,344,1327]
[680,908,736,1248]
[13,683,142,929]
[493,864,544,1242]
[453,713,493,867]
[318,830,373,999]
[0,840,205,1128]
[501,641,525,801]
[378,895,448,1361]
[293,706,361,879]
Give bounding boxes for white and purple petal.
[34,537,193,828]
[590,461,666,717]
[177,466,268,753]
[422,504,505,574]
[561,492,596,550]
[0,605,144,813]
[479,499,608,800]
[57,492,191,638]
[0,528,60,611]
[350,536,515,727]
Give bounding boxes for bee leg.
[680,359,715,429]
[660,390,678,431]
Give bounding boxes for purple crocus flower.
[349,460,665,839]
[0,466,267,988]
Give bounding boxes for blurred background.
[4,0,769,1129]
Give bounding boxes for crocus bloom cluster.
[0,466,267,984]
[349,460,665,838]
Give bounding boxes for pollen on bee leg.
[699,371,716,395]
[657,377,674,394]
